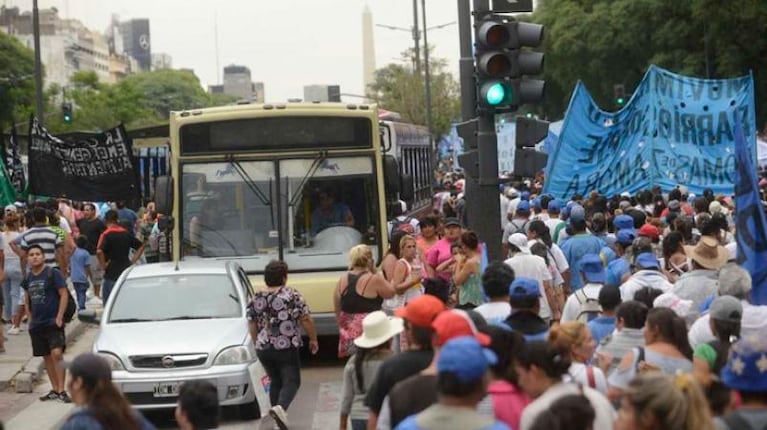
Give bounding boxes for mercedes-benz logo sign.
[161,356,175,368]
[139,34,150,50]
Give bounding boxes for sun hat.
[508,233,530,254]
[580,253,606,283]
[432,309,491,346]
[722,335,767,392]
[635,252,660,270]
[353,311,404,349]
[437,336,497,383]
[606,258,631,288]
[395,294,445,328]
[684,236,728,270]
[710,296,743,323]
[4,205,16,213]
[509,277,540,298]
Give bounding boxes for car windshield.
[108,274,242,323]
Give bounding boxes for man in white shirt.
[619,252,673,301]
[504,233,560,322]
[474,262,514,325]
[562,253,604,322]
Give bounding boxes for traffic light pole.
[457,0,475,121]
[476,112,502,261]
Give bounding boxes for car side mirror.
[78,309,100,324]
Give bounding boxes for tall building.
[208,65,264,102]
[304,85,341,102]
[151,52,173,70]
[114,18,151,72]
[361,5,376,98]
[0,6,132,88]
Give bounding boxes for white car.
[82,260,265,419]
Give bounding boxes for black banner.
[8,124,25,193]
[28,118,139,201]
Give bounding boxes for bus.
[380,120,433,217]
[153,102,421,335]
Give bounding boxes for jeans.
[351,419,367,430]
[256,347,301,410]
[3,268,22,320]
[102,279,117,303]
[73,282,89,311]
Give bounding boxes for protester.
[175,381,220,430]
[718,335,767,429]
[528,394,596,430]
[479,326,530,430]
[549,322,607,394]
[415,216,440,261]
[504,234,558,323]
[59,353,156,429]
[502,200,532,256]
[425,218,463,282]
[381,232,406,282]
[474,262,515,325]
[614,372,715,430]
[618,253,673,301]
[544,200,566,244]
[559,205,605,292]
[75,203,105,299]
[3,213,22,335]
[515,341,615,430]
[96,210,144,302]
[342,311,402,430]
[14,206,65,273]
[673,236,728,319]
[605,230,635,288]
[247,260,318,430]
[561,253,604,323]
[335,245,395,358]
[692,296,742,381]
[69,236,92,311]
[596,300,648,375]
[394,336,510,430]
[452,231,483,309]
[652,292,694,322]
[365,294,443,430]
[386,235,424,326]
[661,231,689,282]
[139,210,160,264]
[504,277,549,341]
[588,286,621,346]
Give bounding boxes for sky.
[6,0,463,102]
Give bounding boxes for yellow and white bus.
[153,102,426,334]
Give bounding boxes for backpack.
[575,289,601,323]
[390,216,415,238]
[23,267,77,323]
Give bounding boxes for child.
[70,235,92,311]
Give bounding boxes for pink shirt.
[425,238,455,282]
[488,380,531,430]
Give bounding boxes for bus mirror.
[400,174,415,202]
[383,155,400,195]
[154,176,174,215]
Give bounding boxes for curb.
[10,317,90,393]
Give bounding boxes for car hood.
[95,318,248,358]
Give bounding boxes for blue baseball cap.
[722,335,767,392]
[437,336,497,383]
[569,205,586,222]
[635,252,660,270]
[520,191,531,201]
[616,229,636,246]
[509,277,540,298]
[614,214,635,230]
[533,197,542,211]
[516,200,531,214]
[548,200,561,213]
[580,253,606,283]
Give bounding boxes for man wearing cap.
[619,252,673,301]
[559,205,605,293]
[425,218,462,282]
[544,200,566,244]
[504,234,558,322]
[561,254,606,323]
[366,295,444,430]
[717,336,767,429]
[501,201,531,257]
[672,236,728,320]
[394,337,510,430]
[504,278,549,341]
[381,309,491,429]
[532,195,552,222]
[605,230,635,288]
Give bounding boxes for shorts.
[89,254,104,285]
[30,325,66,357]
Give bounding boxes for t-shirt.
[693,343,719,371]
[425,239,455,282]
[503,254,553,319]
[560,234,606,291]
[388,374,438,428]
[365,349,434,414]
[246,287,310,350]
[77,218,106,255]
[519,382,616,430]
[98,226,142,281]
[561,283,603,323]
[19,226,63,268]
[474,302,512,325]
[565,362,608,395]
[23,267,67,331]
[69,248,91,284]
[395,404,511,430]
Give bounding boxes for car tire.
[238,397,261,420]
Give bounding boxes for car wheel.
[238,397,261,420]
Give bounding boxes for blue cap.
[605,258,631,288]
[635,252,660,270]
[580,253,606,283]
[533,197,542,211]
[569,205,586,222]
[516,200,531,214]
[548,200,561,213]
[437,336,498,382]
[616,229,637,245]
[722,336,767,392]
[509,277,540,298]
[614,214,635,230]
[520,191,531,201]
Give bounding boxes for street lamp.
[32,0,44,124]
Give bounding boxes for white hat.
[353,311,404,349]
[508,233,530,254]
[4,205,16,213]
[653,293,693,318]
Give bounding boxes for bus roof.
[169,102,379,119]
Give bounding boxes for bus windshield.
[179,156,381,272]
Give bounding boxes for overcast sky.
[7,0,462,102]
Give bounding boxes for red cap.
[431,309,491,347]
[638,223,661,240]
[395,295,445,328]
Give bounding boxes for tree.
[0,32,36,128]
[369,48,461,138]
[533,0,767,129]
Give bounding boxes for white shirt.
[520,382,616,430]
[565,362,608,396]
[474,302,512,325]
[688,301,767,347]
[504,253,553,319]
[561,283,603,323]
[619,270,674,301]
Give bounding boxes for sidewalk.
[0,292,101,393]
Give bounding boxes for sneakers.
[7,326,20,335]
[58,391,72,403]
[269,405,289,430]
[39,390,58,401]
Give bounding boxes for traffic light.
[474,12,545,111]
[614,84,626,108]
[514,115,549,178]
[61,102,73,124]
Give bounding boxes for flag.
[8,124,25,194]
[734,117,767,305]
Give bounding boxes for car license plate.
[153,382,180,397]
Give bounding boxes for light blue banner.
[543,65,756,199]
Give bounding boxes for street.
[0,333,344,430]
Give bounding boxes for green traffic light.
[617,97,625,106]
[64,115,72,123]
[485,82,507,106]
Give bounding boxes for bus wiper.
[228,158,271,206]
[288,151,327,208]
